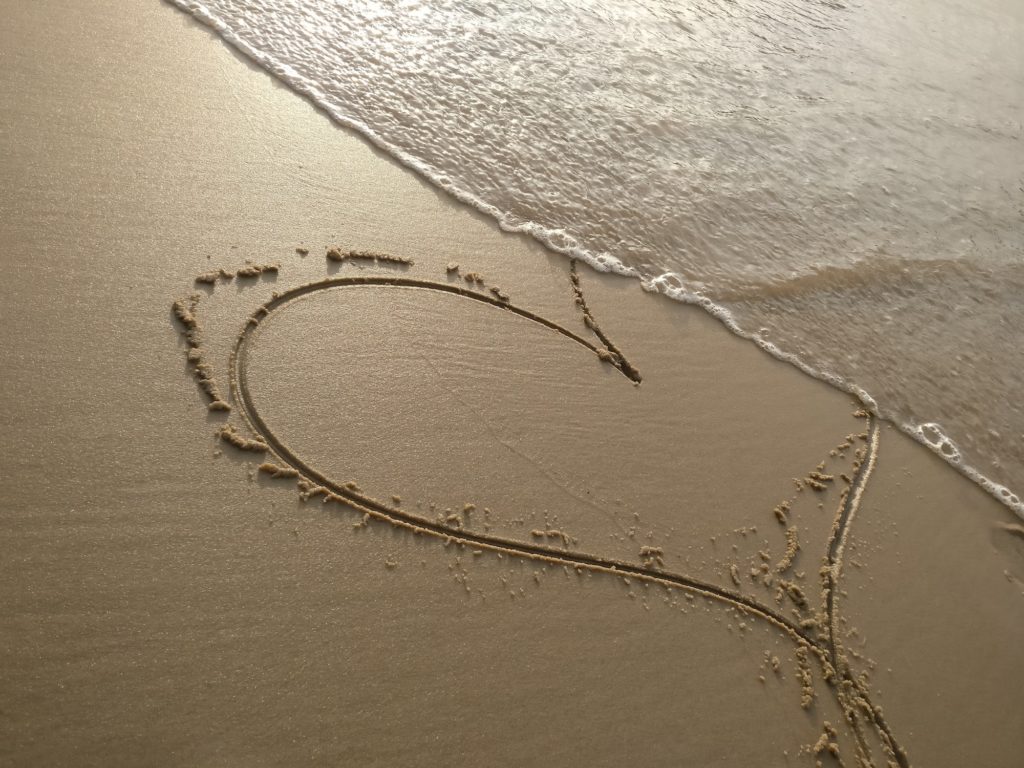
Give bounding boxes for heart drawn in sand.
[173,254,908,767]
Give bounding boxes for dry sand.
[1,1,1022,766]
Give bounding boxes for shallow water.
[168,0,1024,514]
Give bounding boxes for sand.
[0,1,1022,766]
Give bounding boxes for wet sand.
[0,1,1021,766]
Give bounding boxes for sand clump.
[810,721,842,764]
[528,528,575,548]
[171,293,231,412]
[327,248,413,266]
[218,423,268,452]
[235,262,279,278]
[196,262,278,284]
[194,270,220,285]
[258,461,299,479]
[773,500,791,525]
[640,545,666,569]
[775,527,801,574]
[443,261,509,302]
[795,646,815,710]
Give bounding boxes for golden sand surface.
[1,1,1021,765]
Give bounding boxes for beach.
[0,1,1022,766]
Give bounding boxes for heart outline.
[176,265,909,767]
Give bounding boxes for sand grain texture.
[0,1,1021,766]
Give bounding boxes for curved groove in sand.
[826,419,881,654]
[243,275,641,382]
[230,278,810,638]
[822,418,909,767]
[221,275,908,767]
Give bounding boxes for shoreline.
[163,0,1024,522]
[1,2,1021,766]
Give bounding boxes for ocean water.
[168,0,1024,516]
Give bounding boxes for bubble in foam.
[545,230,579,252]
[917,423,962,462]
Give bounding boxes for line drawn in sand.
[172,251,909,767]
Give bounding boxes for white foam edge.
[645,273,1023,519]
[167,0,1024,521]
